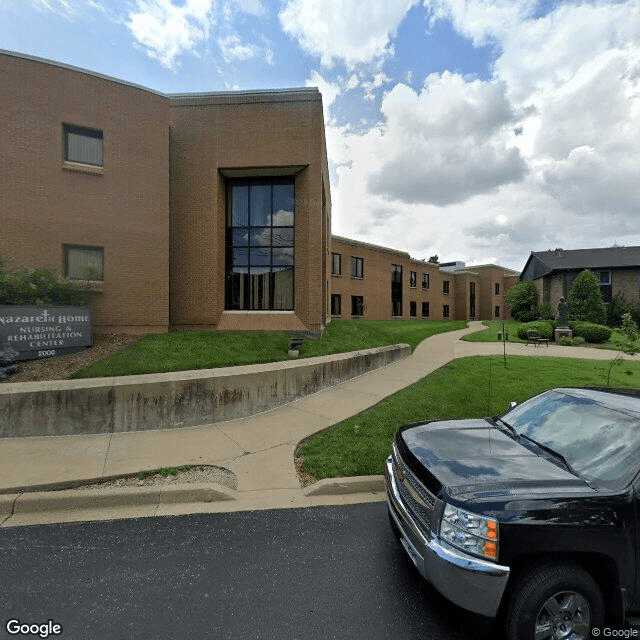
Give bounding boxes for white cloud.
[127,0,215,69]
[218,33,259,62]
[326,0,640,270]
[368,73,527,206]
[279,0,419,68]
[306,70,341,120]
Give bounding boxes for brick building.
[521,247,640,311]
[0,50,330,334]
[1,50,517,336]
[330,236,519,322]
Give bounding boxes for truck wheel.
[505,562,604,640]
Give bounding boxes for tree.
[505,281,538,322]
[428,255,439,264]
[568,270,606,324]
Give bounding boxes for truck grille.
[393,446,438,534]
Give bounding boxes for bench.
[526,331,549,347]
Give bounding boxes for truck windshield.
[504,389,640,490]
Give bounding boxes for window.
[469,282,476,318]
[351,257,364,278]
[410,301,417,317]
[225,178,295,311]
[392,264,403,317]
[443,304,450,318]
[331,253,341,276]
[331,294,342,316]
[443,280,450,294]
[64,245,104,280]
[422,302,430,318]
[351,296,364,317]
[410,271,417,288]
[596,270,612,303]
[495,305,501,318]
[64,124,103,166]
[495,282,501,296]
[422,273,430,290]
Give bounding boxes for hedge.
[569,321,611,343]
[517,321,554,340]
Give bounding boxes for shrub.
[569,321,612,343]
[606,292,631,327]
[517,321,554,340]
[0,255,87,306]
[505,281,538,322]
[568,270,606,324]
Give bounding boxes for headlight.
[439,504,499,561]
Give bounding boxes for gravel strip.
[74,465,237,491]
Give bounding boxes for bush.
[606,293,632,327]
[569,321,612,343]
[0,255,87,306]
[568,270,606,324]
[558,336,586,347]
[517,321,554,340]
[505,281,538,322]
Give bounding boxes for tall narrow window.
[351,257,364,278]
[422,273,430,289]
[331,253,342,276]
[410,271,417,288]
[331,294,341,316]
[64,124,103,166]
[443,280,450,294]
[226,178,295,310]
[422,302,430,318]
[392,264,403,316]
[443,304,450,318]
[470,282,476,318]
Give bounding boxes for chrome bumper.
[384,455,510,618]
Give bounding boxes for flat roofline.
[0,49,318,103]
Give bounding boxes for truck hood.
[399,418,593,501]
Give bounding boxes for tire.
[505,561,604,640]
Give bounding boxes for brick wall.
[169,90,330,334]
[0,52,170,334]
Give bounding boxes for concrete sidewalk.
[0,322,635,527]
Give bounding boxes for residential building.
[521,247,640,310]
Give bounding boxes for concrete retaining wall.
[0,344,411,437]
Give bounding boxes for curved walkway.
[1,321,638,527]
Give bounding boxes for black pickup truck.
[385,387,640,639]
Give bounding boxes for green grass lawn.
[298,354,640,480]
[463,320,640,352]
[461,320,525,343]
[71,319,467,379]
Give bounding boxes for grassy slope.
[71,319,467,378]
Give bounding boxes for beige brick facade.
[0,52,170,334]
[0,52,330,335]
[329,237,518,321]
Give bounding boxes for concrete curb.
[303,476,384,496]
[8,483,235,514]
[0,477,386,526]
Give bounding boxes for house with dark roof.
[521,246,640,311]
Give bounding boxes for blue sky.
[2,0,640,270]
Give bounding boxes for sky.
[1,0,639,271]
